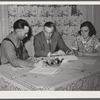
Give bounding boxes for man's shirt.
[1,33,30,67]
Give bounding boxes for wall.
[0,6,9,43]
[8,5,87,36]
[94,5,100,38]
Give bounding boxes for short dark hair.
[44,21,56,31]
[13,19,30,30]
[13,19,32,43]
[79,21,96,37]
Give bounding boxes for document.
[58,55,78,63]
[29,67,61,75]
[59,55,83,70]
[29,55,78,75]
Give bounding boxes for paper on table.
[61,60,83,70]
[58,55,83,70]
[58,55,78,62]
[58,55,78,67]
[29,67,61,75]
[29,55,78,75]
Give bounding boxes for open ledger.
[29,55,78,75]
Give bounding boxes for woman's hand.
[66,50,73,55]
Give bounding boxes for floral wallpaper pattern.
[8,5,86,37]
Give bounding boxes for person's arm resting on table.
[2,41,35,68]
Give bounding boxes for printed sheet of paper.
[59,55,78,62]
[61,60,83,70]
[29,55,78,75]
[29,67,61,75]
[59,55,83,70]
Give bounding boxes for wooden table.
[0,56,100,91]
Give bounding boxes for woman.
[72,21,100,56]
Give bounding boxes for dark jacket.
[34,31,70,57]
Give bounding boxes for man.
[1,19,44,68]
[34,21,71,57]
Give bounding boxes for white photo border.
[0,1,100,99]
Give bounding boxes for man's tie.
[48,40,51,51]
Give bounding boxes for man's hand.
[57,50,66,56]
[47,52,57,57]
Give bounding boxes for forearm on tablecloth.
[2,42,34,68]
[11,58,34,68]
[5,52,34,68]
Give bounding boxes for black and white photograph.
[0,1,100,98]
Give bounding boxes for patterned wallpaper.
[8,5,86,37]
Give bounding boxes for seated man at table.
[1,19,44,68]
[34,21,71,57]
